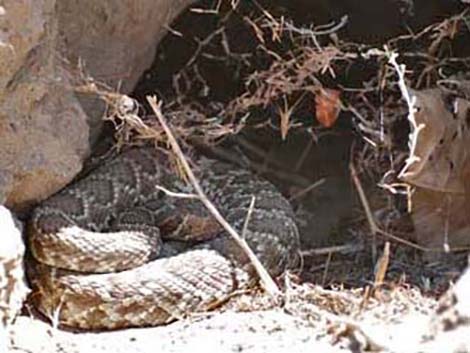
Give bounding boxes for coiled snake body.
[27,147,300,329]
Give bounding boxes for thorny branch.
[386,51,424,181]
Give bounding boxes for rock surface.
[0,0,195,210]
[422,267,470,352]
[0,206,28,353]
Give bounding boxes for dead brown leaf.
[315,88,341,128]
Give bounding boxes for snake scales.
[27,146,300,330]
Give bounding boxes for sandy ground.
[8,280,469,353]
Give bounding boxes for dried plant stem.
[373,241,390,287]
[289,178,326,202]
[300,243,363,257]
[350,162,427,252]
[350,161,379,261]
[241,196,256,239]
[387,51,425,180]
[147,96,280,296]
[155,185,199,199]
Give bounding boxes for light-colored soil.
[9,281,464,353]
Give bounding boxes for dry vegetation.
[108,1,470,288]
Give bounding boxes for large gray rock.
[0,0,195,209]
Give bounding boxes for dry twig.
[300,244,364,257]
[373,242,390,288]
[350,161,427,252]
[147,95,281,296]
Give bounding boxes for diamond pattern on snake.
[27,146,300,329]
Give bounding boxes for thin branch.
[386,50,425,180]
[155,185,199,199]
[283,15,349,37]
[350,161,427,252]
[300,243,364,257]
[373,241,390,288]
[147,96,281,296]
[241,196,256,239]
[289,178,326,202]
[350,161,378,261]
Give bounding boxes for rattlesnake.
[27,146,300,330]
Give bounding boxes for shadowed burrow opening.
[131,0,470,290]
